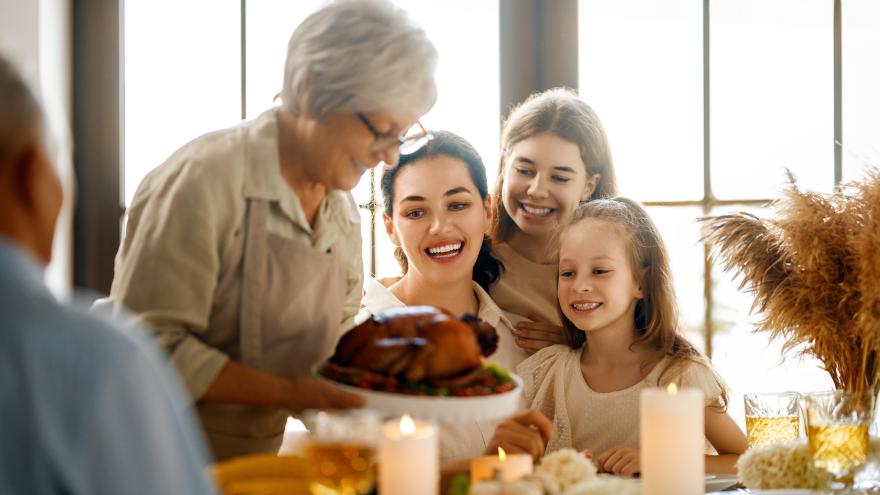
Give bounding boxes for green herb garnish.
[447,474,470,495]
[483,362,512,384]
[401,380,451,396]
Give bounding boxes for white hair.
[0,54,44,162]
[280,0,438,119]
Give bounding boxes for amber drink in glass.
[744,391,801,446]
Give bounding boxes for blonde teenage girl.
[490,88,618,354]
[517,198,747,476]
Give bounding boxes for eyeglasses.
[357,113,433,155]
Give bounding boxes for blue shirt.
[0,240,217,495]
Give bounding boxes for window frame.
[72,0,846,361]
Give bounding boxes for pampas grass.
[701,168,880,397]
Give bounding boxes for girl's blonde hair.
[559,197,729,410]
[490,87,618,242]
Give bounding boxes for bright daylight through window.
[124,0,499,280]
[124,0,879,432]
[579,0,880,427]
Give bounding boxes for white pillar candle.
[379,414,438,495]
[470,447,534,484]
[640,383,704,495]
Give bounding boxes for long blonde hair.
[559,197,729,410]
[490,87,618,242]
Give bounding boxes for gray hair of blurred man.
[280,0,438,120]
[0,55,46,164]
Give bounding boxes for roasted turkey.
[324,306,500,391]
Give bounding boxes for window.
[579,0,704,203]
[120,0,880,432]
[123,0,241,207]
[843,0,880,182]
[580,0,878,426]
[711,0,832,197]
[124,0,499,281]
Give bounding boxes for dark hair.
[490,87,618,242]
[381,130,502,291]
[558,197,729,410]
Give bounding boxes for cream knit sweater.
[517,345,723,455]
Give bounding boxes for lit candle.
[470,447,534,484]
[379,413,438,495]
[640,383,704,495]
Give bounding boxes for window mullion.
[240,0,247,120]
[834,0,842,187]
[703,0,713,359]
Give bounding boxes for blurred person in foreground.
[0,54,217,495]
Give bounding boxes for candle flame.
[498,447,507,461]
[399,413,416,435]
[666,383,678,395]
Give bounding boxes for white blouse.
[356,279,529,462]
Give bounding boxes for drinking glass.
[302,410,381,495]
[744,391,801,446]
[803,390,874,488]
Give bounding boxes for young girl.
[517,198,747,476]
[356,131,544,463]
[489,88,619,353]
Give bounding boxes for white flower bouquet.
[737,438,880,490]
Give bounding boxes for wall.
[0,0,73,299]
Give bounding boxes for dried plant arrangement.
[701,168,880,397]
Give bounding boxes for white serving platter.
[317,370,523,423]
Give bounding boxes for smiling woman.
[488,88,618,353]
[502,133,599,240]
[352,131,531,463]
[382,149,494,296]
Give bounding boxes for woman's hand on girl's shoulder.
[513,313,567,354]
[595,445,640,477]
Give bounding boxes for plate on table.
[743,491,817,494]
[704,474,739,492]
[705,490,816,495]
[317,371,523,423]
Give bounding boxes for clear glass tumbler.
[744,391,801,447]
[302,409,381,495]
[803,390,874,488]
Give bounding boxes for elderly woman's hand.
[281,377,365,413]
[514,313,567,355]
[485,409,553,460]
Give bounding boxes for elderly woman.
[103,0,437,460]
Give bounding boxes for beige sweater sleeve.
[109,147,243,400]
[490,243,562,327]
[516,344,576,452]
[679,361,725,407]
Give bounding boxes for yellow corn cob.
[212,454,313,487]
[222,477,311,495]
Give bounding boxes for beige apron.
[197,199,346,460]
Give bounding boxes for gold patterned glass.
[744,391,801,446]
[302,410,381,495]
[804,390,874,488]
